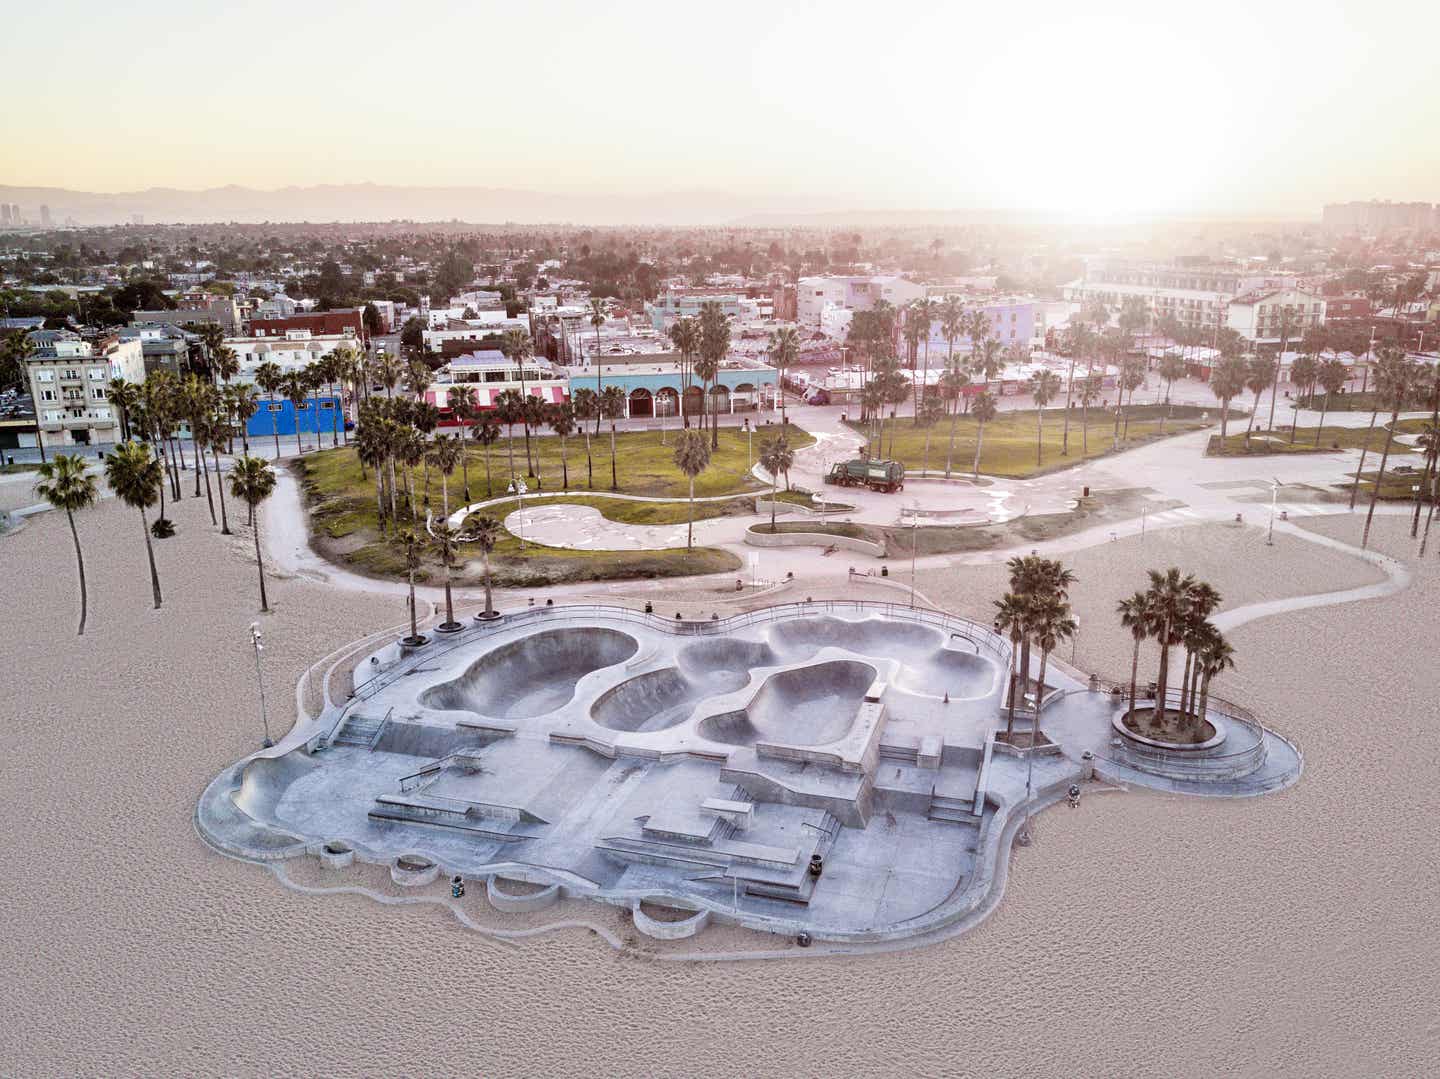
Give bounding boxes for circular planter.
[435,621,465,635]
[319,840,354,869]
[632,900,711,940]
[390,854,439,887]
[1113,707,1226,751]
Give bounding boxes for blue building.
[247,394,346,439]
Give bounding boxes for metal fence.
[1087,680,1268,779]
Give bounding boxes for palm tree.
[449,385,478,501]
[1350,348,1411,513]
[104,440,164,609]
[697,300,731,448]
[1028,595,1077,744]
[229,455,277,612]
[230,382,259,454]
[1243,354,1276,448]
[1264,307,1298,434]
[1313,358,1349,447]
[254,361,284,459]
[759,434,794,528]
[571,387,598,487]
[672,427,712,550]
[1142,567,1196,722]
[1177,581,1222,717]
[1116,591,1152,709]
[398,529,425,645]
[107,378,138,441]
[282,372,308,456]
[205,408,233,536]
[470,515,502,619]
[767,325,800,426]
[668,317,700,425]
[992,592,1028,736]
[430,519,464,632]
[549,401,575,490]
[34,454,98,634]
[970,390,997,478]
[493,388,523,479]
[1158,352,1186,415]
[374,352,402,398]
[1061,322,1094,454]
[599,384,626,489]
[587,298,608,430]
[520,393,546,479]
[1209,354,1248,451]
[1029,369,1061,466]
[1361,353,1416,549]
[1194,629,1236,732]
[470,412,500,498]
[426,434,462,519]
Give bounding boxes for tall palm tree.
[1361,353,1416,549]
[1028,595,1077,743]
[205,408,232,536]
[230,382,259,455]
[1116,591,1152,708]
[1244,353,1276,448]
[570,387,598,487]
[599,384,626,489]
[1061,322,1094,455]
[229,455,277,612]
[759,434,794,528]
[104,440,165,609]
[992,592,1028,736]
[970,390,997,478]
[470,411,500,498]
[1264,307,1298,434]
[697,300,730,449]
[588,298,608,430]
[1029,369,1061,466]
[282,372,308,456]
[397,529,424,645]
[426,434,462,519]
[1209,354,1248,451]
[520,393,546,479]
[672,427,712,550]
[667,317,700,426]
[34,454,97,634]
[1157,352,1186,424]
[1177,581,1222,717]
[1350,347,1410,512]
[374,351,402,398]
[549,401,575,490]
[1194,629,1235,732]
[766,325,800,426]
[1142,567,1195,722]
[1313,358,1349,447]
[469,515,502,619]
[493,388,523,479]
[449,385,478,501]
[107,378,138,441]
[430,518,463,632]
[255,361,284,459]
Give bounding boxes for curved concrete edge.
[1093,728,1303,799]
[391,857,441,887]
[631,900,712,940]
[485,875,562,913]
[446,486,764,529]
[744,526,884,557]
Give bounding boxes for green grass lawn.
[294,423,811,586]
[1206,424,1418,457]
[846,404,1212,478]
[750,521,869,539]
[0,462,39,475]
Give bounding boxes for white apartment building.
[796,275,927,326]
[1225,289,1326,345]
[25,334,145,448]
[225,329,362,382]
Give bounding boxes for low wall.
[486,875,562,912]
[631,900,712,940]
[744,526,884,558]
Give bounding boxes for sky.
[2,0,1437,219]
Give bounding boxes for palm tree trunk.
[139,507,162,609]
[1005,652,1018,737]
[407,565,418,642]
[1361,404,1403,549]
[1155,628,1172,722]
[482,551,494,617]
[1349,407,1381,510]
[193,429,203,498]
[1034,650,1050,745]
[442,550,455,627]
[460,435,472,502]
[484,442,493,497]
[213,444,231,534]
[610,424,618,490]
[1129,637,1140,708]
[1315,399,1329,446]
[1081,360,1093,455]
[560,436,568,490]
[582,431,593,489]
[253,519,269,612]
[506,428,516,478]
[374,463,386,530]
[1035,410,1044,467]
[945,401,960,477]
[272,408,281,459]
[1061,359,1075,454]
[1179,650,1194,717]
[199,445,216,525]
[66,508,87,635]
[687,475,695,550]
[972,421,986,478]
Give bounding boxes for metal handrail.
[1085,680,1268,773]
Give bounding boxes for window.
[40,389,56,402]
[43,410,62,423]
[92,387,106,400]
[268,403,284,413]
[63,369,82,381]
[88,368,104,381]
[35,369,54,383]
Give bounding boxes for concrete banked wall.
[744,526,885,557]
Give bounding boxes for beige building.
[1225,289,1326,345]
[26,333,145,448]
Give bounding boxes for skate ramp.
[422,627,637,720]
[769,616,941,662]
[891,648,998,699]
[591,665,749,733]
[698,660,876,747]
[677,638,777,677]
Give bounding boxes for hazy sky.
[2,0,1436,217]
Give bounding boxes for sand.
[2,491,1438,1077]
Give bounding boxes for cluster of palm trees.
[992,555,1077,741]
[252,345,362,458]
[1116,568,1232,736]
[35,435,279,635]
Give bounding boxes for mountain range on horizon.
[0,182,1316,229]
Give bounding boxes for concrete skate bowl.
[697,660,876,747]
[768,615,942,664]
[676,638,777,678]
[421,628,638,720]
[591,665,750,733]
[890,647,1000,700]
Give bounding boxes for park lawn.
[1348,466,1437,503]
[845,404,1212,478]
[465,494,751,527]
[0,462,39,475]
[1298,391,1431,413]
[1206,424,1418,457]
[1392,417,1437,435]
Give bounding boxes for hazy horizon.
[2,0,1438,222]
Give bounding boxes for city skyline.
[3,0,1437,221]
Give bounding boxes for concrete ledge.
[744,526,884,557]
[486,875,561,912]
[319,841,355,869]
[390,855,439,887]
[631,900,712,940]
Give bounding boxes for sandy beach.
[3,488,1437,1077]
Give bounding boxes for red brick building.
[250,308,364,337]
[1323,295,1371,321]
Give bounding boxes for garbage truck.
[824,457,905,493]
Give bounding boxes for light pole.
[1267,477,1281,546]
[507,477,528,550]
[249,622,273,748]
[744,416,752,473]
[909,499,920,607]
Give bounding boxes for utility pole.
[250,622,273,748]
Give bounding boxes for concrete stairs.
[331,710,389,749]
[926,793,981,825]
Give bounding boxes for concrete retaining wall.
[631,900,712,940]
[486,875,562,912]
[744,526,884,558]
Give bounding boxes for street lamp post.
[909,499,920,607]
[744,417,752,473]
[507,477,528,550]
[250,622,273,748]
[1267,477,1281,546]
